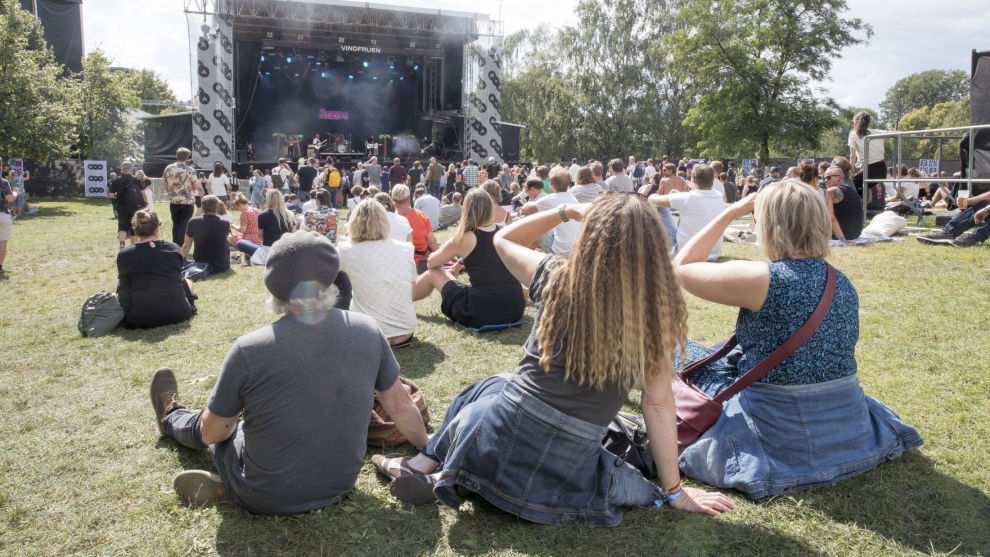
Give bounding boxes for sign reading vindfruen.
[84,160,108,198]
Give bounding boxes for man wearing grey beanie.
[149,231,428,513]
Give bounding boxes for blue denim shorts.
[425,375,659,526]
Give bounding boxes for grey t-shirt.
[207,309,400,514]
[511,256,628,427]
[604,174,634,193]
[365,164,382,186]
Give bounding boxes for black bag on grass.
[602,411,657,479]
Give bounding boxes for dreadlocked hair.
[536,192,688,391]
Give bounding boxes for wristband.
[557,204,569,222]
[653,485,685,508]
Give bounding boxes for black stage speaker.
[962,49,990,195]
[501,124,521,162]
[19,0,84,73]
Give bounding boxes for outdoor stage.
[148,0,517,175]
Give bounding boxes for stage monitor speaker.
[963,49,990,191]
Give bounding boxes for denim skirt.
[423,374,659,526]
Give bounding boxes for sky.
[81,0,988,110]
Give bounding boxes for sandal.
[371,453,423,481]
[390,473,438,505]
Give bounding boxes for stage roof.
[262,0,490,21]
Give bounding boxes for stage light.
[338,37,345,44]
[287,56,293,63]
[400,76,404,81]
[315,61,321,66]
[348,75,354,79]
[260,55,266,62]
[389,65,395,70]
[321,72,327,78]
[294,73,300,77]
[265,71,271,76]
[372,76,378,80]
[266,31,273,39]
[413,64,419,70]
[409,41,415,48]
[363,61,369,68]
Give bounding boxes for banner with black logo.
[463,40,503,166]
[84,160,107,198]
[188,13,234,170]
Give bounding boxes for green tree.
[879,69,969,128]
[895,99,969,159]
[0,0,78,161]
[499,0,691,162]
[76,49,142,160]
[665,0,871,163]
[124,68,183,115]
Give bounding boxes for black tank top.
[464,228,519,292]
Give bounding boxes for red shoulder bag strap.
[712,263,837,403]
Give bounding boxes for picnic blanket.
[830,234,904,246]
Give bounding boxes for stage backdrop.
[187,12,235,170]
[462,39,503,166]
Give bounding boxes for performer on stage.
[312,133,322,146]
[365,136,378,158]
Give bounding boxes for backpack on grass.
[77,291,124,337]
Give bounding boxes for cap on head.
[121,160,134,171]
[263,231,340,302]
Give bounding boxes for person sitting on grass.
[649,163,725,260]
[671,180,922,498]
[337,199,418,346]
[411,188,526,330]
[227,194,260,253]
[821,165,863,243]
[392,185,438,273]
[150,231,427,513]
[117,210,197,328]
[481,180,513,227]
[302,189,339,244]
[236,189,296,265]
[519,168,580,256]
[373,193,734,523]
[180,195,230,280]
[437,192,463,230]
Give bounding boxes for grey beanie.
[263,231,340,302]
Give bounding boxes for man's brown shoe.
[150,367,185,436]
[173,470,235,508]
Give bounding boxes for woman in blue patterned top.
[671,179,921,499]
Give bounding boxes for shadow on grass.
[787,451,990,554]
[16,206,79,221]
[393,339,446,378]
[443,496,825,556]
[111,320,193,343]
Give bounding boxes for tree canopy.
[75,49,142,161]
[0,0,78,161]
[124,68,182,115]
[895,99,969,159]
[664,0,871,163]
[879,69,969,129]
[500,0,690,162]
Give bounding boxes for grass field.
[0,198,988,556]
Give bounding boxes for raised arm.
[495,204,587,285]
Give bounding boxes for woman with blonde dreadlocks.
[372,192,735,524]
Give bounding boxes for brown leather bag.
[367,376,430,449]
[674,264,837,452]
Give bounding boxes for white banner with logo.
[84,160,108,197]
[918,159,939,176]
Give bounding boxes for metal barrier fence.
[863,123,990,222]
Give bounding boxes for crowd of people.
[126,116,934,525]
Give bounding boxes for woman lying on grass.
[672,179,922,498]
[373,192,734,525]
